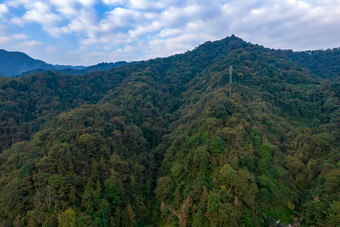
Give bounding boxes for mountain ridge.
[1,35,340,80]
[0,36,338,226]
[0,49,131,77]
[15,61,131,77]
[0,49,85,77]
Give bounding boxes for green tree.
[57,208,76,227]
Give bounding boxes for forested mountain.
[0,49,130,78]
[0,49,85,77]
[16,61,131,77]
[283,48,340,81]
[0,36,339,226]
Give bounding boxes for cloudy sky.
[0,0,339,66]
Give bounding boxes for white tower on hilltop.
[229,65,233,95]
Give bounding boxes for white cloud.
[14,40,41,48]
[5,0,30,8]
[11,33,28,39]
[99,7,140,31]
[1,0,340,65]
[129,21,162,38]
[0,33,30,43]
[45,45,58,52]
[78,0,96,7]
[49,0,79,18]
[61,9,97,34]
[0,4,8,15]
[6,0,99,36]
[7,0,63,36]
[80,31,131,48]
[0,36,11,44]
[102,0,126,5]
[159,28,182,38]
[11,17,24,26]
[223,0,340,50]
[128,0,165,10]
[22,1,61,26]
[0,32,43,57]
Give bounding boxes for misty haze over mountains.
[0,49,129,77]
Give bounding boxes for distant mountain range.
[16,61,130,77]
[1,43,339,80]
[0,49,130,77]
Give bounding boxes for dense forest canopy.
[0,36,339,226]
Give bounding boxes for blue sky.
[0,0,340,66]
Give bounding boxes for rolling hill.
[0,49,131,77]
[0,49,85,77]
[0,36,339,226]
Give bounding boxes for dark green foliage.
[17,61,130,77]
[284,48,340,81]
[0,36,339,226]
[0,68,128,151]
[209,136,226,154]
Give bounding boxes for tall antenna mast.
[229,65,233,96]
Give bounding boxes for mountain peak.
[0,49,51,76]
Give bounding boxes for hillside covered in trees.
[0,36,339,226]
